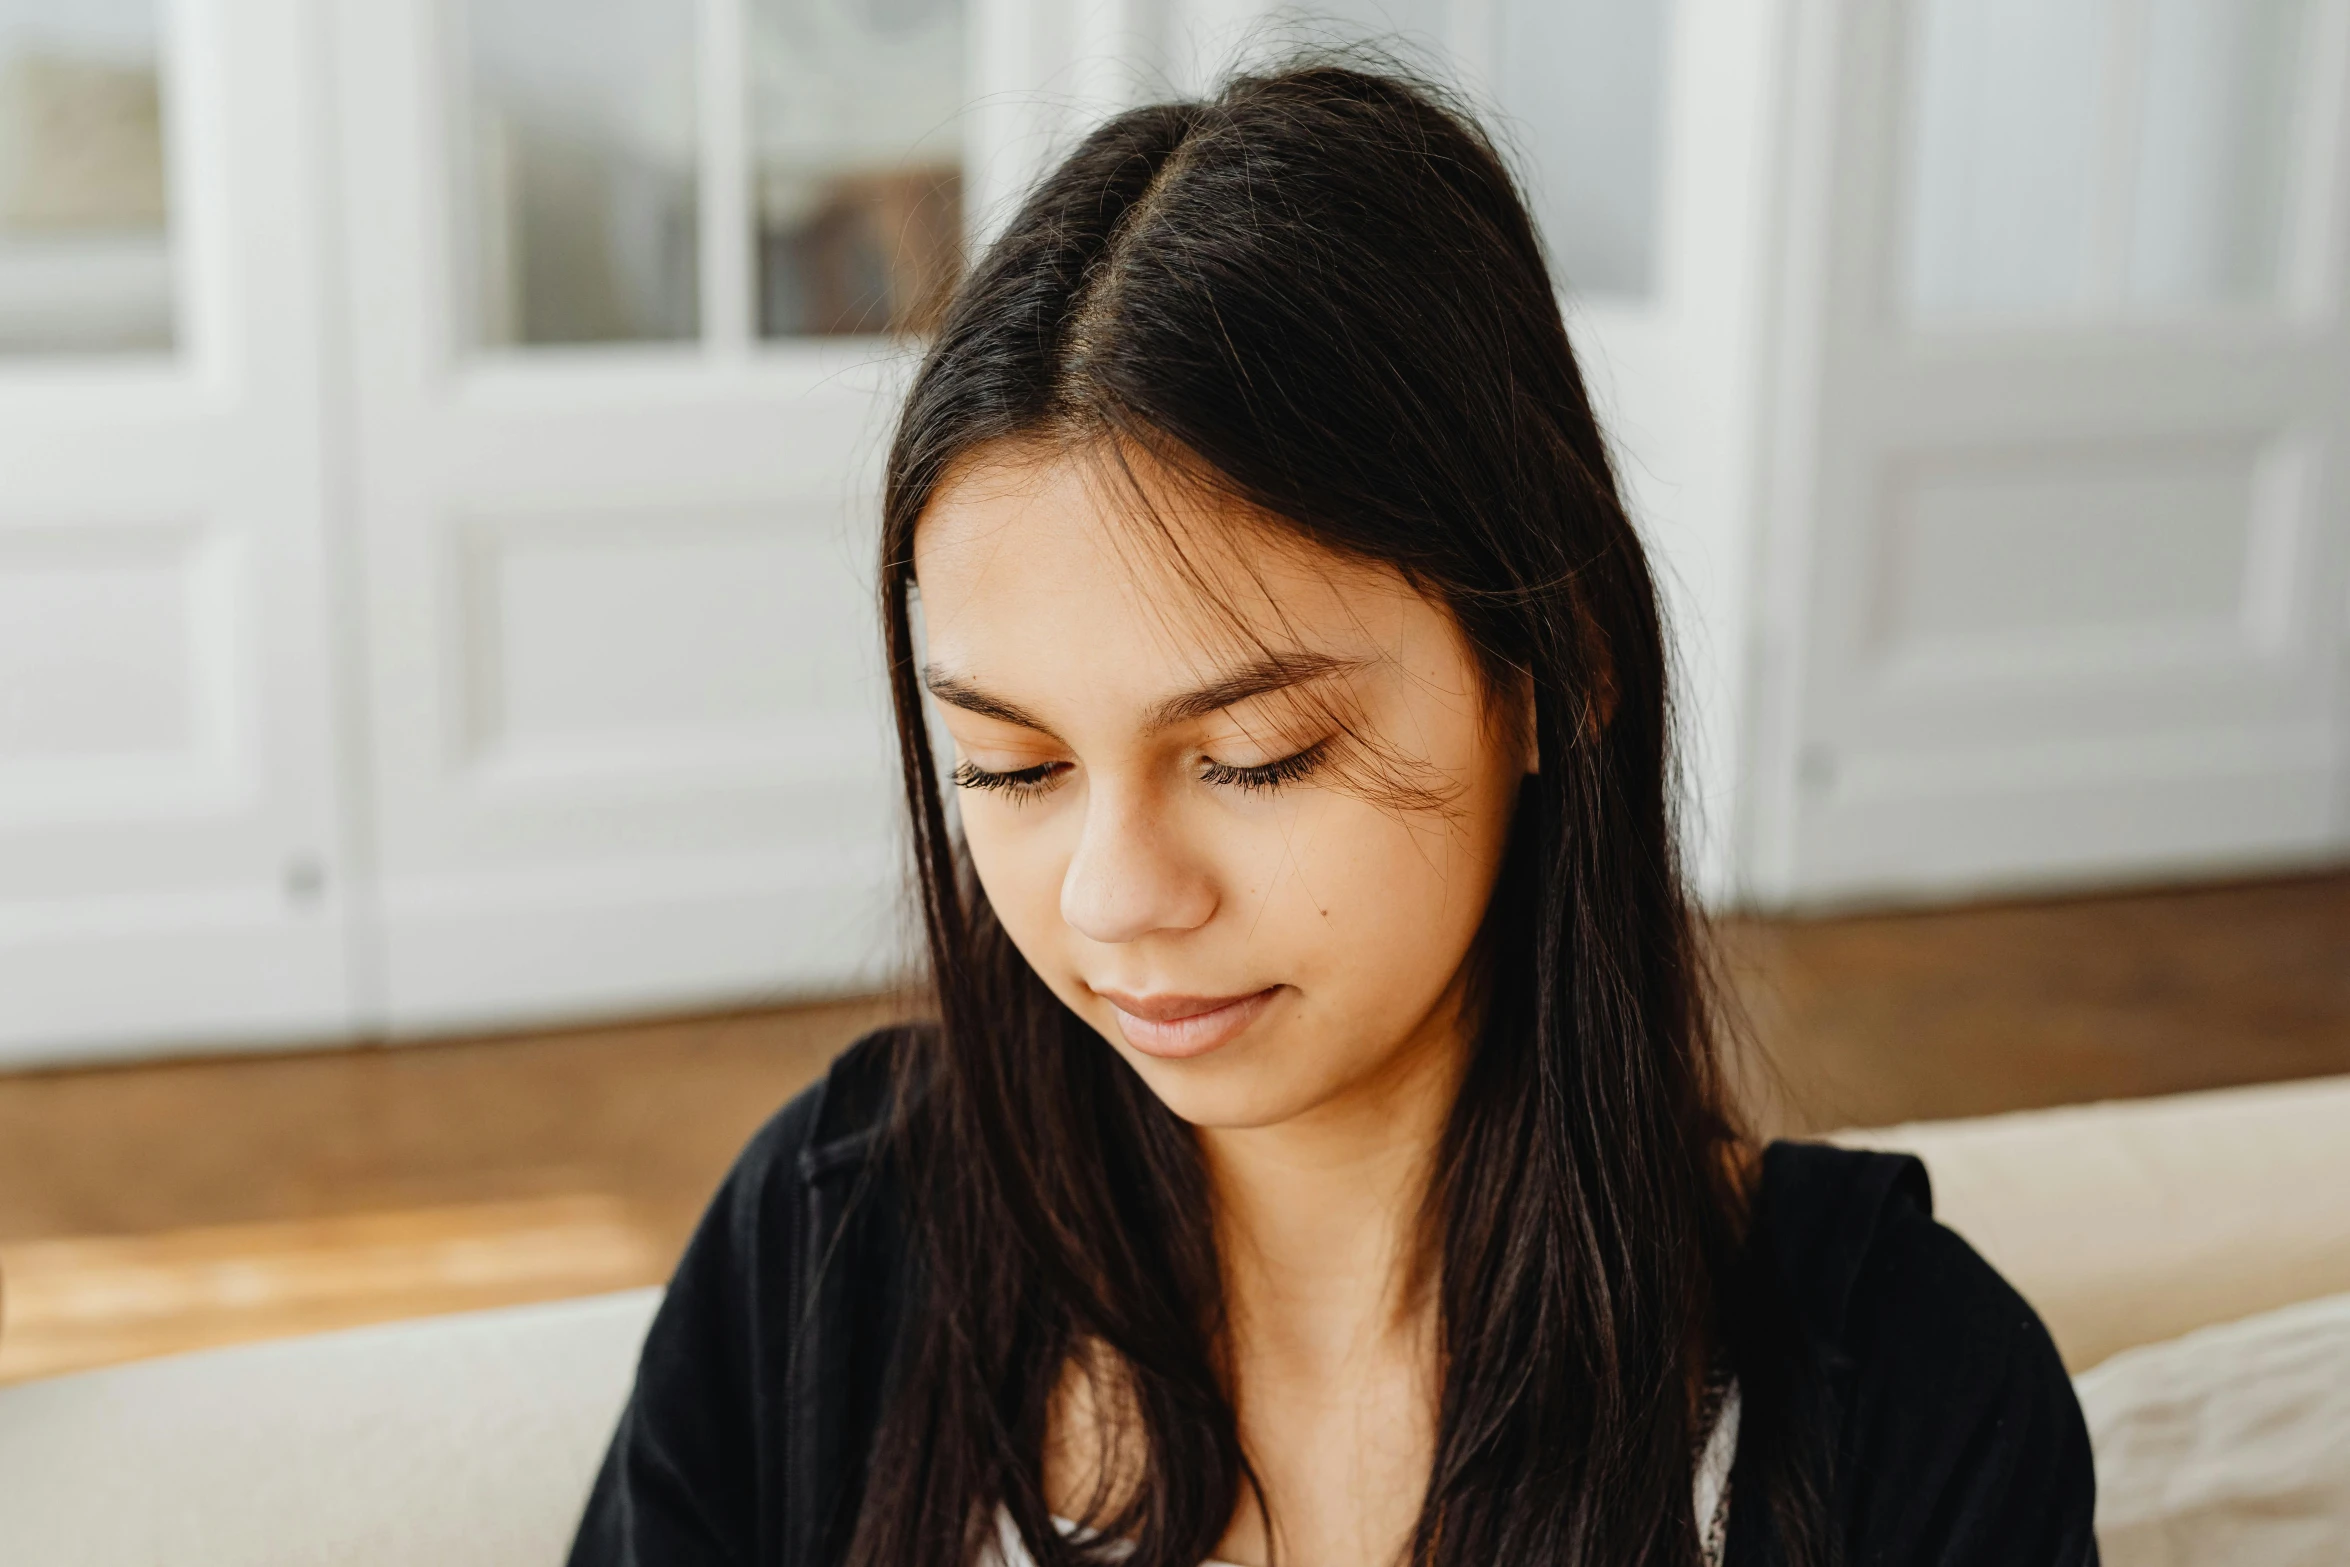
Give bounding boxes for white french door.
[329,0,951,1034]
[0,0,1763,1059]
[21,0,2343,1061]
[1744,0,2350,903]
[0,0,355,1063]
[320,0,1748,1033]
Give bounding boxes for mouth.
[1090,985,1282,1060]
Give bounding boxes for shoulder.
[713,1021,927,1204]
[637,1020,926,1345]
[1749,1141,2098,1566]
[1753,1141,2054,1388]
[568,1024,930,1567]
[1753,1142,1961,1349]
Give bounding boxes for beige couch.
[1842,1074,2350,1567]
[1839,1073,2350,1372]
[2,1074,2346,1565]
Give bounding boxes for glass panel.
[1495,0,1672,299]
[1906,0,2108,319]
[750,0,966,338]
[2126,0,2306,309]
[0,0,173,355]
[1904,0,2312,322]
[462,0,699,348]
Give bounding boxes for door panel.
[0,0,354,1062]
[1750,0,2350,902]
[335,0,924,1033]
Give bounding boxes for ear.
[1577,623,1619,750]
[1522,677,1541,775]
[1580,666,1619,747]
[1559,580,1618,753]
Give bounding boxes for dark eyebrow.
[1143,651,1360,730]
[921,651,1359,736]
[921,670,1057,734]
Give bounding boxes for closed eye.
[953,739,1332,800]
[1200,738,1331,793]
[951,759,1069,801]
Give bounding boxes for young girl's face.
[913,447,1532,1133]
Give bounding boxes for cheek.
[1278,795,1504,991]
[960,805,1073,949]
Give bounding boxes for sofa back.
[0,1287,659,1566]
[1835,1073,2350,1369]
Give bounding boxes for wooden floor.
[0,996,899,1381]
[2,872,2346,1381]
[1719,870,2350,1134]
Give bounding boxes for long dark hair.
[857,61,1807,1567]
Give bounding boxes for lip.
[1091,985,1280,1060]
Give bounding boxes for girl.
[572,63,2097,1567]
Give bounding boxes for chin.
[1109,1038,1335,1132]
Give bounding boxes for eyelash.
[1200,739,1330,793]
[951,740,1330,801]
[950,760,1065,799]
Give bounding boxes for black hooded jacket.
[569,1028,2099,1567]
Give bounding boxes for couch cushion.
[1835,1074,2350,1369]
[2079,1290,2350,1567]
[0,1287,659,1567]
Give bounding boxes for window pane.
[1905,0,2311,322]
[2126,0,2306,309]
[462,0,699,348]
[1496,0,1672,300]
[0,0,173,355]
[750,0,965,338]
[1906,0,2107,319]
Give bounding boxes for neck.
[1197,989,1469,1369]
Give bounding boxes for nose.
[1060,782,1217,945]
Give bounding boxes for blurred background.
[0,0,2344,1383]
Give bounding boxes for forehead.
[912,446,1417,677]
